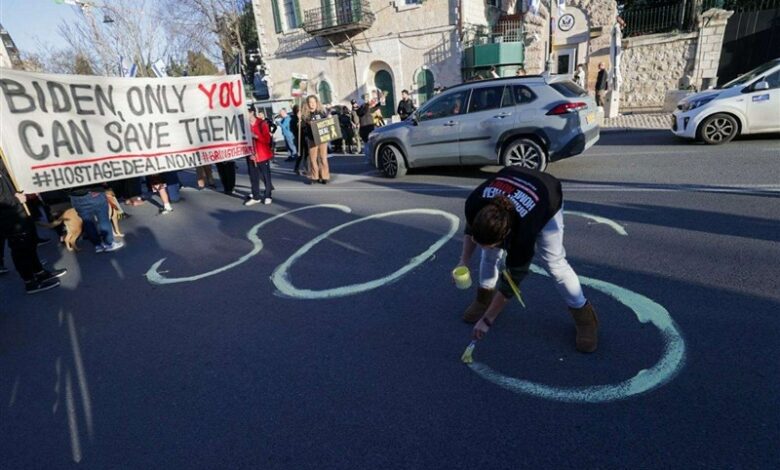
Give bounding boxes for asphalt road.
[1,130,779,469]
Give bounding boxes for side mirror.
[753,80,770,91]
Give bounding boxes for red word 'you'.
[198,80,243,109]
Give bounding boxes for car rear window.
[550,81,587,97]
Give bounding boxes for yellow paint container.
[452,266,472,290]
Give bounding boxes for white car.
[672,58,780,144]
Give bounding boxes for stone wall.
[619,32,698,110]
[619,8,733,110]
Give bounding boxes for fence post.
[679,0,689,30]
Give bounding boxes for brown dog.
[40,190,125,251]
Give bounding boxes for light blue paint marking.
[145,204,352,285]
[468,264,686,403]
[271,209,460,299]
[564,210,628,236]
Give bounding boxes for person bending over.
[456,166,599,352]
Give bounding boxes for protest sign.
[0,68,253,192]
[291,73,308,98]
[311,116,342,145]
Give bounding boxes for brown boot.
[569,301,599,353]
[462,288,495,324]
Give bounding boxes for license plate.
[586,113,595,124]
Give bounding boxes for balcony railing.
[463,20,524,48]
[303,0,375,37]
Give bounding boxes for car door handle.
[493,112,512,119]
[443,121,457,127]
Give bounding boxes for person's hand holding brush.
[472,316,491,340]
[472,293,509,340]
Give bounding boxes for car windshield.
[718,60,780,89]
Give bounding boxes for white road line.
[65,369,82,463]
[67,313,94,439]
[8,375,20,408]
[268,185,780,194]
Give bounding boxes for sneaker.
[104,241,125,252]
[35,268,67,282]
[244,199,262,207]
[159,207,174,215]
[0,264,9,275]
[25,278,61,295]
[263,198,273,205]
[95,244,108,254]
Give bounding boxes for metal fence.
[302,0,374,34]
[623,0,780,38]
[464,20,524,48]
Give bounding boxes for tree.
[73,53,95,75]
[54,0,169,76]
[164,0,256,73]
[187,50,219,76]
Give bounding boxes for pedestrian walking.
[302,95,331,185]
[396,89,416,121]
[595,62,609,107]
[291,105,309,176]
[245,108,274,206]
[278,108,298,162]
[146,174,174,214]
[215,160,237,195]
[350,100,362,153]
[1,160,66,293]
[456,166,599,353]
[196,164,216,189]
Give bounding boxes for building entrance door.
[374,70,396,120]
[555,47,577,76]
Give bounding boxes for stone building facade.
[0,23,21,69]
[251,0,461,117]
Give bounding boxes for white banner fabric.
[0,69,253,192]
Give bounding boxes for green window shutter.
[318,81,332,105]
[271,0,282,33]
[293,0,303,27]
[416,69,434,105]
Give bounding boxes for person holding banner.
[245,109,273,206]
[0,160,66,294]
[302,95,331,185]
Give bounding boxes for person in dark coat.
[595,62,609,107]
[396,89,416,121]
[0,159,66,294]
[357,94,382,144]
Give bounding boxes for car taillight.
[547,102,588,115]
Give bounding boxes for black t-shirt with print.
[464,167,563,268]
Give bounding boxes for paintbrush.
[502,270,526,308]
[461,340,476,364]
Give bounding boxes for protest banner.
[0,68,253,192]
[311,116,342,145]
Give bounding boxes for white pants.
[479,209,587,309]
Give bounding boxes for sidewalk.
[602,112,670,131]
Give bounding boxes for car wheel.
[502,138,548,171]
[379,144,407,178]
[699,113,738,145]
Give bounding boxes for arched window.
[416,69,435,105]
[318,81,333,105]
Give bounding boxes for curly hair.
[471,196,515,246]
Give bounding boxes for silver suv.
[366,76,600,177]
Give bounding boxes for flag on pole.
[119,56,138,77]
[151,59,168,78]
[528,0,540,15]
